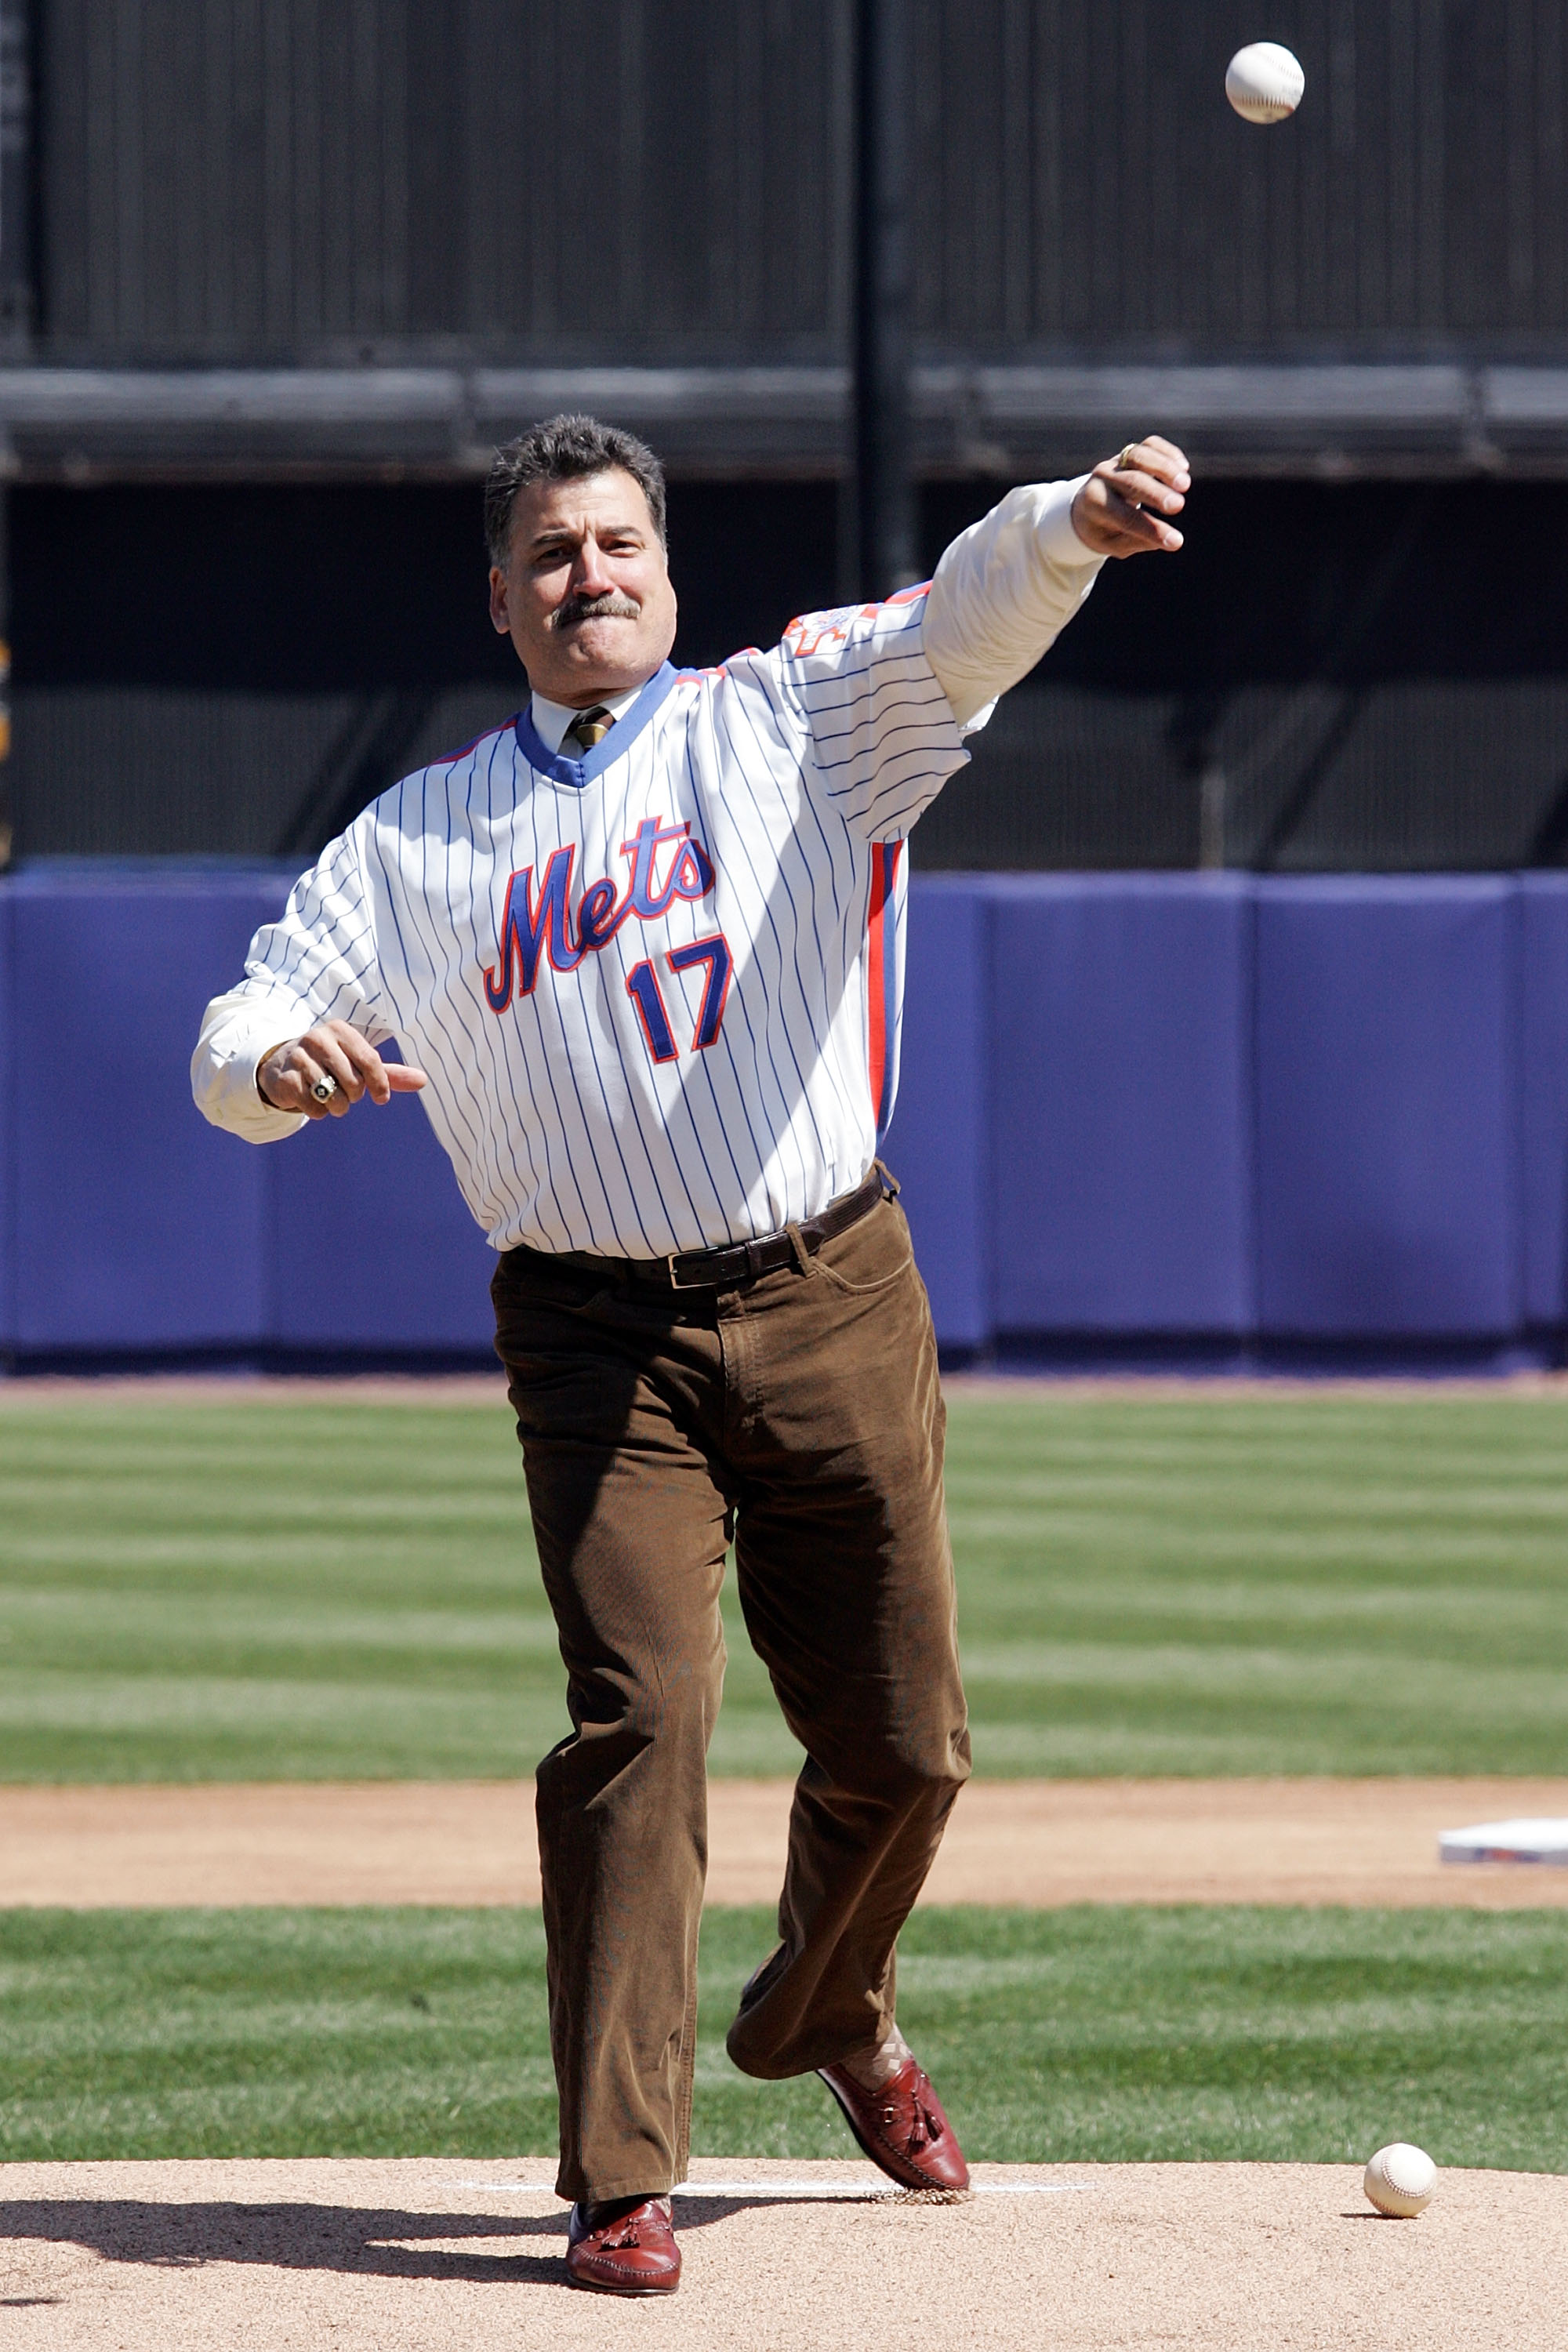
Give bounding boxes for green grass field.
[4,1384,1566,2171]
[3,1904,1563,2172]
[3,1385,1568,1780]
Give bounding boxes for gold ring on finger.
[310,1074,339,1103]
[1114,443,1139,471]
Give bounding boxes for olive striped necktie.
[563,704,614,756]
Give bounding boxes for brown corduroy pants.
[490,1190,971,2208]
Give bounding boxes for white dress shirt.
[529,684,644,755]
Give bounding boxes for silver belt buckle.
[665,1250,704,1290]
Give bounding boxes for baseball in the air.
[1363,2142,1437,2217]
[1225,42,1306,122]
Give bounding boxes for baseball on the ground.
[1225,42,1305,122]
[1363,2142,1437,2217]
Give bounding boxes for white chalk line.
[452,2178,1098,2199]
[676,2180,1098,2198]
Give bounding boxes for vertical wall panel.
[884,879,991,1351]
[1519,873,1568,1328]
[267,1081,496,1352]
[405,0,464,336]
[986,875,1254,1336]
[1255,877,1519,1338]
[0,886,13,1345]
[9,877,283,1349]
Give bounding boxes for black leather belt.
[532,1163,896,1295]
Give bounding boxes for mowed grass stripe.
[0,1592,564,1660]
[2,1905,1563,2172]
[3,1388,1568,1778]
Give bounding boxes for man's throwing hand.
[1070,437,1190,558]
[256,1019,428,1120]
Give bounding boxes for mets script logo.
[483,816,733,1066]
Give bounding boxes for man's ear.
[488,565,510,635]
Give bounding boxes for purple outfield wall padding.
[1254,878,1519,1338]
[1519,874,1568,1327]
[10,873,288,1349]
[986,875,1254,1336]
[2,869,1556,1359]
[884,878,990,1350]
[267,1081,497,1351]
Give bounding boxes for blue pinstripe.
[720,668,866,1151]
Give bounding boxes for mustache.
[552,590,642,630]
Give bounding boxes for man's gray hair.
[485,414,667,567]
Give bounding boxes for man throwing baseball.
[193,416,1186,2293]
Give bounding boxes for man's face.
[488,467,677,707]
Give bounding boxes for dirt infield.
[0,2154,1560,2350]
[7,1776,1568,1907]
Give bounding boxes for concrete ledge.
[0,361,1559,478]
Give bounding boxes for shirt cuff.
[247,1033,314,1132]
[1035,475,1100,567]
[956,697,998,739]
[191,989,314,1143]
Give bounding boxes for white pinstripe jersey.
[222,587,969,1258]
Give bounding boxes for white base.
[1439,1817,1568,1864]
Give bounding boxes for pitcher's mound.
[1,2154,1560,2349]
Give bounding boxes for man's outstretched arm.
[924,436,1189,729]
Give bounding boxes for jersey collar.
[514,662,680,788]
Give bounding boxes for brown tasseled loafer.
[817,2055,971,2192]
[565,2195,681,2295]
